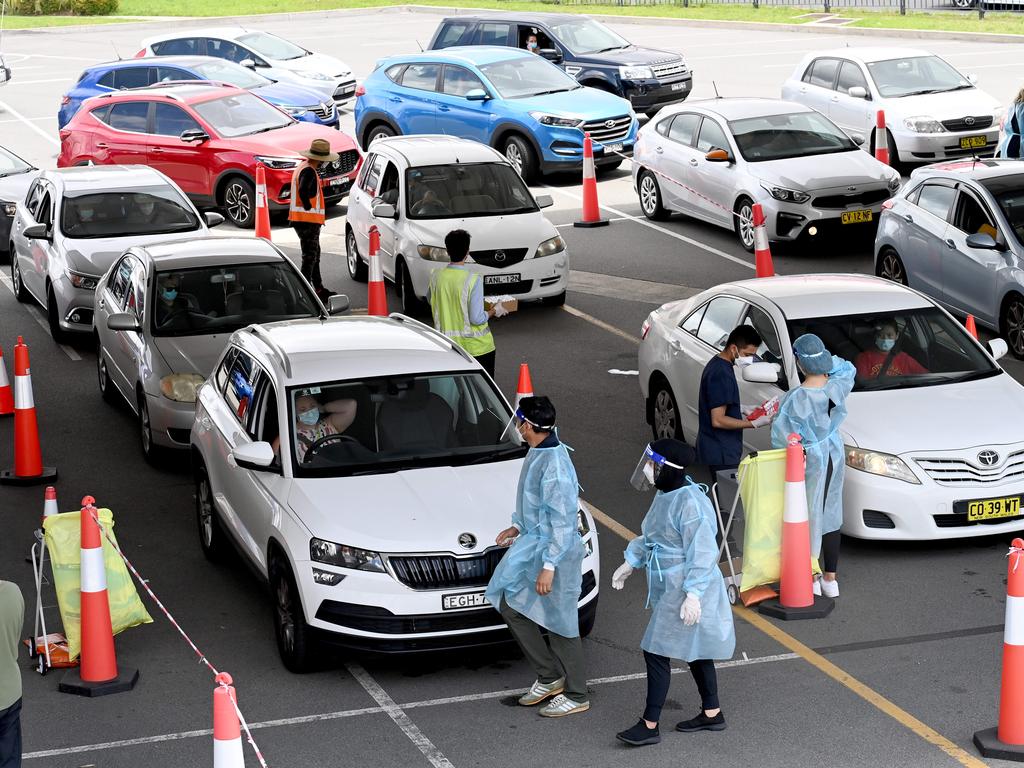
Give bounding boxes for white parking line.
[0,274,82,361]
[3,77,75,85]
[0,98,60,147]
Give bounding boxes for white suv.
[191,314,600,669]
[345,136,569,316]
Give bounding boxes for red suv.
[58,82,361,227]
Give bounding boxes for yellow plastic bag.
[738,449,820,593]
[43,508,153,660]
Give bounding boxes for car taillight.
[641,318,652,340]
[355,84,366,97]
[58,129,71,142]
[60,95,71,106]
[881,200,894,210]
[134,49,146,58]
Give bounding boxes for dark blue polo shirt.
[697,355,742,467]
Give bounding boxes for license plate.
[841,209,873,225]
[960,135,987,149]
[484,273,521,286]
[325,177,350,189]
[966,495,1022,522]
[671,82,686,91]
[605,143,623,153]
[442,591,488,610]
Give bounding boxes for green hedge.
[8,0,118,14]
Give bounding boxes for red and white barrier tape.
[86,508,270,768]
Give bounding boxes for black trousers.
[474,350,496,378]
[0,698,21,768]
[821,530,841,573]
[642,652,719,722]
[293,222,323,289]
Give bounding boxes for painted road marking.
[570,269,698,305]
[0,98,60,147]
[0,273,82,361]
[562,305,640,346]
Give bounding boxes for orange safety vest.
[288,161,326,225]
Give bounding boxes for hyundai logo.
[458,532,477,550]
[978,450,1000,467]
[494,250,507,263]
[965,116,976,126]
[605,119,616,129]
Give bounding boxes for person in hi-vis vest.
[289,138,337,300]
[427,229,501,377]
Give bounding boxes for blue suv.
[354,47,637,182]
[59,56,339,129]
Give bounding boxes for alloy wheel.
[347,230,358,274]
[225,182,251,225]
[198,476,213,548]
[275,574,296,654]
[1007,300,1024,357]
[505,143,524,175]
[640,175,659,216]
[139,397,152,455]
[880,252,906,284]
[737,203,755,249]
[653,388,677,440]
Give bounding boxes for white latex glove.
[740,404,756,418]
[681,594,702,625]
[750,414,772,429]
[611,562,634,590]
[492,302,509,318]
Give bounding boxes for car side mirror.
[742,362,782,384]
[848,86,868,100]
[465,88,489,101]
[204,212,225,228]
[21,223,50,241]
[327,294,350,315]
[372,202,397,219]
[850,132,867,146]
[989,337,1008,361]
[239,58,256,70]
[232,441,276,471]
[539,48,562,64]
[107,312,141,332]
[181,129,209,143]
[966,232,998,250]
[705,148,732,163]
[534,194,553,209]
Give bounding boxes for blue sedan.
[354,46,637,182]
[59,56,339,129]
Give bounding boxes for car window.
[97,70,116,89]
[915,183,956,221]
[153,102,202,137]
[477,22,513,46]
[517,25,554,51]
[62,187,200,239]
[696,296,746,350]
[25,182,44,220]
[356,152,375,189]
[435,21,471,48]
[655,116,672,137]
[152,38,200,56]
[680,302,707,335]
[743,305,785,370]
[378,161,399,206]
[224,351,261,425]
[904,183,922,206]
[204,38,252,65]
[249,376,279,446]
[157,66,200,83]
[106,101,150,133]
[109,256,132,305]
[442,65,485,97]
[548,18,629,55]
[35,192,53,227]
[361,154,386,197]
[667,113,699,146]
[112,67,154,90]
[124,261,146,320]
[951,189,996,237]
[406,162,535,219]
[696,117,730,153]
[398,63,440,92]
[980,175,1024,247]
[730,111,857,162]
[866,55,970,99]
[192,92,291,138]
[836,61,868,95]
[805,58,839,89]
[384,64,405,84]
[214,347,239,393]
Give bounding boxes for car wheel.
[953,0,974,9]
[346,227,368,282]
[398,259,429,317]
[10,252,28,303]
[1002,294,1024,360]
[502,134,539,185]
[195,463,228,563]
[46,286,68,344]
[876,248,908,285]
[734,196,755,253]
[271,555,316,673]
[651,378,682,441]
[96,337,118,404]
[366,123,396,148]
[137,390,161,464]
[541,291,566,307]
[638,170,670,221]
[222,177,256,229]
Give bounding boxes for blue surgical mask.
[298,407,320,426]
[876,338,896,352]
[527,41,538,50]
[162,289,178,301]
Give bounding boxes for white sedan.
[639,273,1024,540]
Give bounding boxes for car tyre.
[398,259,429,317]
[365,123,397,149]
[346,227,368,282]
[46,286,68,344]
[876,248,908,285]
[650,376,683,441]
[1002,293,1024,360]
[733,196,755,253]
[502,134,539,185]
[222,176,256,229]
[195,463,228,563]
[96,337,119,404]
[137,390,162,464]
[10,252,28,303]
[638,170,670,221]
[541,291,566,307]
[270,555,316,673]
[578,596,598,638]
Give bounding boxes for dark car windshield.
[406,163,537,219]
[479,56,581,99]
[191,59,272,90]
[979,175,1024,248]
[192,92,292,137]
[60,187,200,239]
[0,146,34,178]
[236,31,307,61]
[787,307,999,392]
[867,55,971,98]
[549,18,629,55]
[729,111,858,162]
[151,262,319,337]
[286,372,526,477]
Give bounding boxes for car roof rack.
[387,312,475,364]
[244,324,292,378]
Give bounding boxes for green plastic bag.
[43,508,153,660]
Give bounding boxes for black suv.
[428,13,692,116]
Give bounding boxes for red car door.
[146,102,210,198]
[94,101,152,166]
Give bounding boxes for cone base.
[0,466,58,486]
[59,666,138,697]
[758,595,834,621]
[573,219,609,228]
[974,727,1024,761]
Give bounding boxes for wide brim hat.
[300,138,339,162]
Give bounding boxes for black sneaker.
[616,719,661,746]
[675,711,726,732]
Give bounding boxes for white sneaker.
[518,678,564,706]
[812,578,822,597]
[539,694,590,718]
[820,578,839,598]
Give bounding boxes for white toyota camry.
[639,274,1024,541]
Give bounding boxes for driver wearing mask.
[154,274,189,327]
[525,34,540,53]
[277,393,358,463]
[854,321,929,379]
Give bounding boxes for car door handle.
[654,146,663,154]
[830,96,839,102]
[151,147,165,154]
[945,238,957,249]
[387,96,401,103]
[98,299,105,309]
[438,105,450,112]
[669,339,683,351]
[96,142,108,148]
[902,213,913,223]
[689,159,698,167]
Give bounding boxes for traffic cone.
[213,672,245,768]
[752,203,775,278]
[514,363,534,412]
[254,164,271,241]
[974,538,1024,761]
[59,497,138,696]
[0,345,12,416]
[874,110,889,166]
[574,133,608,229]
[0,336,57,486]
[367,226,388,317]
[759,434,834,621]
[42,486,58,525]
[966,314,979,340]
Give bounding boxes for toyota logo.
[458,533,477,550]
[494,250,506,263]
[604,119,616,129]
[965,116,976,126]
[978,450,1000,467]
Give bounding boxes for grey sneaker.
[539,694,590,718]
[518,678,565,706]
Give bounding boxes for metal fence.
[532,0,1010,17]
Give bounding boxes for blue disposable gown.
[485,443,584,638]
[624,483,735,662]
[999,101,1024,158]
[771,357,856,557]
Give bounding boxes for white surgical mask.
[735,355,754,368]
[298,407,320,426]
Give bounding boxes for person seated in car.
[410,186,450,217]
[276,392,358,462]
[854,321,928,379]
[525,33,540,53]
[154,274,193,327]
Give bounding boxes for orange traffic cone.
[0,337,57,485]
[59,497,138,696]
[874,110,889,166]
[42,486,58,525]
[254,164,271,241]
[974,538,1024,760]
[514,363,534,412]
[574,133,608,229]
[759,434,834,621]
[213,673,245,768]
[367,226,388,317]
[752,203,775,278]
[0,345,12,416]
[966,314,979,340]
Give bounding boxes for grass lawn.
[0,13,132,27]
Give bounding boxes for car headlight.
[282,106,309,117]
[903,116,946,133]
[66,269,99,290]
[310,537,386,572]
[1,201,15,218]
[887,172,902,192]
[255,155,301,170]
[760,183,810,204]
[417,244,449,261]
[535,235,566,258]
[160,373,205,403]
[529,111,583,129]
[845,446,921,484]
[297,70,332,81]
[619,65,654,80]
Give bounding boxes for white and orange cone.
[0,344,13,416]
[42,486,58,525]
[752,203,775,278]
[574,133,608,229]
[514,363,534,412]
[214,672,245,768]
[254,164,272,241]
[1,336,57,485]
[874,110,889,166]
[367,226,388,317]
[966,314,979,340]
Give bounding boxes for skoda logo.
[846,186,857,193]
[458,532,477,550]
[965,116,976,126]
[978,450,1000,467]
[604,119,616,129]
[494,250,507,263]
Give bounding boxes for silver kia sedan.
[632,98,902,250]
[874,158,1024,358]
[94,236,348,462]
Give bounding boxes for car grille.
[941,116,993,132]
[914,449,1024,487]
[309,102,336,121]
[812,188,892,209]
[389,548,507,591]
[582,115,632,143]
[318,150,360,178]
[315,601,505,634]
[333,80,357,100]
[469,248,528,269]
[652,59,688,80]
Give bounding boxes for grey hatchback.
[874,158,1024,357]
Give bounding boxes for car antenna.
[712,81,720,99]
[416,39,423,52]
[112,42,123,61]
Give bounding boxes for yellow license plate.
[841,210,873,225]
[960,135,987,149]
[967,496,1022,521]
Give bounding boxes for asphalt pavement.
[3,7,1024,768]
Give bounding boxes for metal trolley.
[711,466,747,606]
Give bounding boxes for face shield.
[500,407,554,446]
[630,443,686,491]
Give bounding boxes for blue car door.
[393,63,441,135]
[434,64,491,143]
